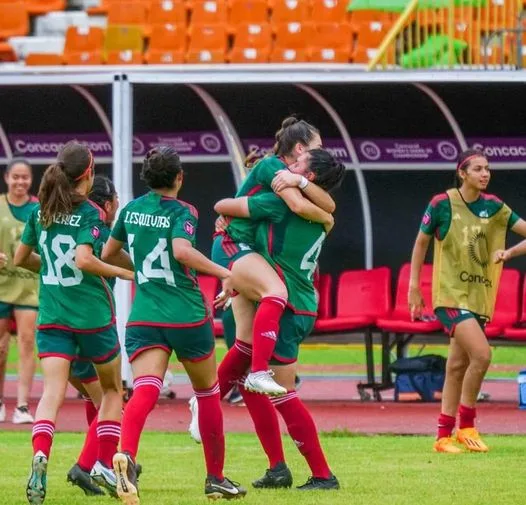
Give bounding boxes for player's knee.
[446,357,469,377]
[17,333,35,356]
[470,349,492,372]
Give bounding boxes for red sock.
[77,417,99,471]
[32,420,55,458]
[84,397,98,426]
[458,404,476,429]
[251,296,287,373]
[120,375,162,460]
[97,421,121,468]
[239,384,285,468]
[218,340,252,399]
[272,391,331,479]
[437,413,456,439]
[195,383,224,480]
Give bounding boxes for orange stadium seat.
[270,46,309,61]
[273,21,315,46]
[144,23,186,63]
[484,269,520,339]
[63,26,104,64]
[229,23,271,61]
[0,41,17,61]
[315,268,391,333]
[107,2,148,29]
[25,52,63,64]
[191,0,228,25]
[148,1,187,28]
[310,0,348,24]
[353,19,393,48]
[350,9,391,23]
[228,0,269,26]
[187,24,227,62]
[0,3,29,40]
[310,22,352,62]
[106,49,143,63]
[26,0,65,15]
[271,0,309,24]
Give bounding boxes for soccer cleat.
[252,463,293,489]
[0,401,5,422]
[188,396,202,444]
[433,437,463,454]
[227,386,244,406]
[456,428,489,452]
[67,463,104,496]
[90,460,118,498]
[13,405,34,424]
[205,476,247,500]
[113,452,140,505]
[244,371,287,397]
[296,474,340,491]
[26,451,48,505]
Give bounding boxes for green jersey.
[226,155,286,248]
[93,222,117,291]
[250,192,326,315]
[21,200,115,331]
[421,190,519,239]
[111,191,209,326]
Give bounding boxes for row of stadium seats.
[20,22,391,64]
[200,264,526,342]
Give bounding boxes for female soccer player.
[212,148,344,490]
[102,145,245,504]
[14,141,134,505]
[408,148,526,454]
[67,174,123,496]
[0,159,39,424]
[213,116,335,396]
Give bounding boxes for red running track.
[1,377,525,435]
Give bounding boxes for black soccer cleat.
[296,474,340,491]
[113,452,140,505]
[252,463,293,489]
[67,463,105,496]
[205,476,247,500]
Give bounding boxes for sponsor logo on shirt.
[184,220,195,236]
[459,271,492,288]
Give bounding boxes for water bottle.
[518,370,526,409]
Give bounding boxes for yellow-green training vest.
[432,189,511,320]
[0,195,39,306]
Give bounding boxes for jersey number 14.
[128,234,176,286]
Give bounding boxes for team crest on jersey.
[184,220,195,236]
[422,211,431,225]
[91,226,100,239]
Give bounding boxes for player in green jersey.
[0,158,39,425]
[14,141,134,505]
[211,149,344,491]
[67,174,124,496]
[212,117,335,396]
[101,145,245,503]
[409,149,526,455]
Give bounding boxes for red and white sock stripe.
[194,382,220,398]
[264,296,287,309]
[133,375,163,392]
[234,340,253,357]
[32,420,55,440]
[270,390,297,407]
[97,421,121,439]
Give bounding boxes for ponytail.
[38,162,84,228]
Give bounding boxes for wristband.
[299,176,309,190]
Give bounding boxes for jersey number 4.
[39,231,83,286]
[300,232,326,281]
[128,234,176,286]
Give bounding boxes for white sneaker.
[0,402,6,422]
[244,371,287,396]
[13,405,34,424]
[188,396,201,444]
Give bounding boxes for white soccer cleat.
[188,396,201,444]
[244,371,287,397]
[0,401,6,422]
[13,405,34,424]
